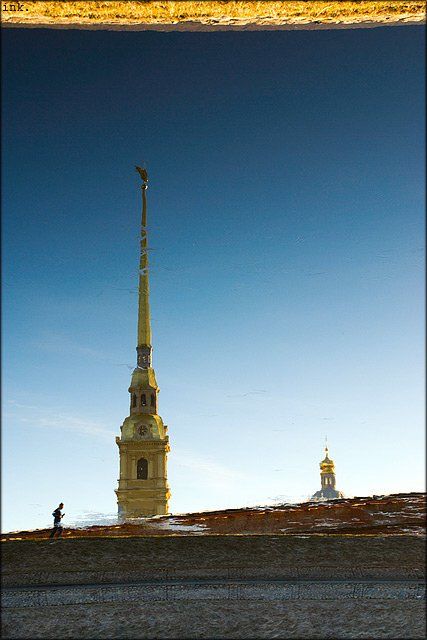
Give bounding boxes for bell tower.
[115,167,171,517]
[311,442,344,501]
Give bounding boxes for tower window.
[150,393,155,407]
[137,457,148,480]
[132,394,137,408]
[141,394,147,406]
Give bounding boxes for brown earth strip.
[2,492,424,540]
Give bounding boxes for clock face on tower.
[137,424,150,438]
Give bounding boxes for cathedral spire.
[115,167,171,518]
[135,166,152,369]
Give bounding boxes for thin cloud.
[226,390,267,398]
[8,400,42,411]
[7,402,114,440]
[172,448,249,486]
[34,333,107,361]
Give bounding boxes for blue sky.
[2,27,425,532]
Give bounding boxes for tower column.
[115,167,171,518]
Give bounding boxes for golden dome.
[320,446,335,472]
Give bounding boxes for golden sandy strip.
[1,1,425,30]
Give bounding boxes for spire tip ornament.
[136,165,149,187]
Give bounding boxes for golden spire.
[135,166,152,368]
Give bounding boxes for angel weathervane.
[136,165,148,189]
